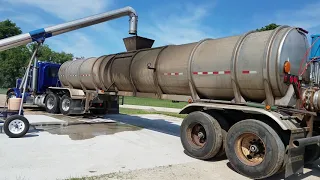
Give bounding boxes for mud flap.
[284,129,305,178]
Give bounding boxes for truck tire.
[3,115,30,138]
[225,119,285,179]
[180,111,223,160]
[205,111,230,158]
[59,95,74,115]
[45,93,60,114]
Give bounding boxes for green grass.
[121,96,187,108]
[120,108,187,119]
[0,88,8,94]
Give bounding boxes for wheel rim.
[235,133,266,166]
[47,97,54,109]
[62,98,70,112]
[8,119,25,134]
[187,123,207,147]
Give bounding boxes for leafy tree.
[0,20,30,87]
[28,43,73,64]
[0,19,22,39]
[0,19,74,88]
[256,23,280,32]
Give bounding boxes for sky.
[1,0,320,58]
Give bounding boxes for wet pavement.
[43,122,142,140]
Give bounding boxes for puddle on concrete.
[43,122,142,140]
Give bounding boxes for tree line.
[0,20,74,88]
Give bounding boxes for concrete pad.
[24,115,67,126]
[0,114,198,180]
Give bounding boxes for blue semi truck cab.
[7,61,62,101]
[7,59,118,116]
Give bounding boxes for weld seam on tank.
[153,46,168,98]
[263,25,289,104]
[188,38,213,100]
[230,30,255,103]
[108,54,121,92]
[265,26,289,92]
[275,27,295,97]
[92,56,104,90]
[66,60,77,88]
[81,57,98,90]
[105,55,117,91]
[129,49,144,96]
[78,58,89,91]
[85,57,95,90]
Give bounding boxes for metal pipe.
[32,56,38,94]
[19,43,40,115]
[293,135,320,148]
[0,6,138,52]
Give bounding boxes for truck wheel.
[205,111,230,158]
[60,95,73,115]
[45,93,60,114]
[225,119,285,179]
[3,115,30,138]
[180,111,223,160]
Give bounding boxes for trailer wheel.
[225,119,285,179]
[180,111,223,160]
[59,95,73,115]
[3,115,30,138]
[205,111,230,157]
[45,93,60,114]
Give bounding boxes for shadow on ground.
[104,114,181,137]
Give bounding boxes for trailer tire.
[205,111,230,158]
[225,119,285,179]
[3,115,29,138]
[180,111,223,160]
[60,95,73,115]
[45,93,60,114]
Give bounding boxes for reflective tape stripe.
[242,70,257,74]
[163,72,183,76]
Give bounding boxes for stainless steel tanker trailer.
[53,25,320,179]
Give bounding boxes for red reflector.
[294,76,298,83]
[284,75,288,82]
[100,103,102,106]
[290,76,294,83]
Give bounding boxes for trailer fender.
[48,87,85,99]
[179,102,299,131]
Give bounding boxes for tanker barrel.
[59,26,310,103]
[0,6,138,52]
[293,135,320,148]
